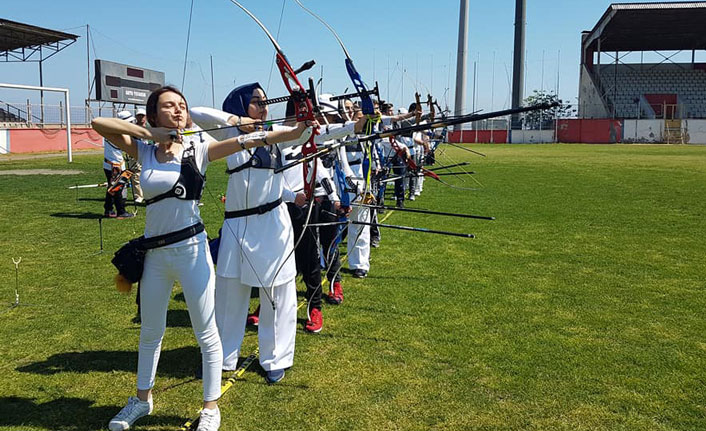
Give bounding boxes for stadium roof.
[583,2,706,52]
[0,18,78,62]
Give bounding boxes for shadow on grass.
[166,309,191,328]
[231,361,310,390]
[0,396,183,431]
[17,346,200,379]
[50,212,104,220]
[73,198,144,207]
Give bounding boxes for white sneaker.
[108,396,153,431]
[196,407,221,431]
[134,197,144,203]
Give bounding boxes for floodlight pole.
[453,0,469,131]
[0,83,72,162]
[511,0,527,130]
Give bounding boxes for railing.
[577,101,704,119]
[0,102,98,125]
[0,99,31,123]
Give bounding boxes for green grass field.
[1,144,705,431]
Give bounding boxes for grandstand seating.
[0,106,25,123]
[598,64,706,119]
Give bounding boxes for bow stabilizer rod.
[352,203,495,220]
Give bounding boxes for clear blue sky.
[2,1,700,117]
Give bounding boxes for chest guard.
[345,142,364,153]
[226,145,282,175]
[145,143,205,205]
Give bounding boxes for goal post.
[0,83,73,162]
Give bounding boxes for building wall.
[578,65,610,119]
[623,119,663,143]
[684,119,706,144]
[0,128,102,153]
[510,130,555,143]
[0,130,8,154]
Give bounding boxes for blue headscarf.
[222,82,264,117]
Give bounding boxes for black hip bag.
[112,222,205,283]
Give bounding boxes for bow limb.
[229,0,318,200]
[415,92,422,125]
[421,167,440,181]
[292,0,378,117]
[427,94,435,123]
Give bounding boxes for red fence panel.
[448,130,508,143]
[7,128,102,153]
[557,119,622,143]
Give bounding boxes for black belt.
[224,198,282,219]
[141,222,205,249]
[349,159,362,166]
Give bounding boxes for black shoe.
[117,212,135,219]
[396,200,404,209]
[104,211,117,218]
[352,269,368,279]
[370,238,380,248]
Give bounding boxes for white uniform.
[345,139,371,271]
[280,121,357,201]
[135,133,222,402]
[103,139,125,170]
[413,130,425,195]
[190,107,297,372]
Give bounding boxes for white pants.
[215,276,297,371]
[415,150,424,194]
[137,241,222,401]
[347,204,370,271]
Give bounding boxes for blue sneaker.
[265,369,285,384]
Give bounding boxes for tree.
[522,90,575,130]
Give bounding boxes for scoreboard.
[95,59,165,105]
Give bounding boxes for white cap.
[317,93,339,115]
[398,108,408,114]
[117,110,135,123]
[135,107,146,116]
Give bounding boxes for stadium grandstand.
[454,2,706,145]
[580,2,706,121]
[0,18,78,124]
[0,19,103,157]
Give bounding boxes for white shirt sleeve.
[315,158,339,201]
[135,138,151,165]
[190,107,233,142]
[337,144,356,179]
[193,134,212,172]
[380,116,395,127]
[282,185,297,203]
[315,121,356,144]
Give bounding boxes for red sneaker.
[246,305,260,326]
[326,282,344,305]
[334,282,343,303]
[304,308,323,333]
